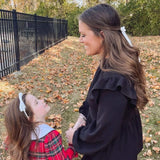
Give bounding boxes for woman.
[66,3,148,160]
[4,93,77,160]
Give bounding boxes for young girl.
[4,93,77,160]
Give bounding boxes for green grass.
[0,36,160,160]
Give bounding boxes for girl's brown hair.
[4,94,36,160]
[79,4,148,109]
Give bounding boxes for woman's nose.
[79,37,83,43]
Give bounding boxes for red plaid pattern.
[29,130,77,160]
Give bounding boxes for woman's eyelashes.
[80,33,85,38]
[81,34,85,37]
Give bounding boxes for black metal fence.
[0,9,68,78]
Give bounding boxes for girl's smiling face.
[26,94,50,122]
[79,20,104,56]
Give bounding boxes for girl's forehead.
[26,94,36,103]
[27,94,34,99]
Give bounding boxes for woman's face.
[26,94,50,122]
[79,20,104,56]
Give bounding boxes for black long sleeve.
[73,90,127,154]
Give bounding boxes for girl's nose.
[40,99,45,103]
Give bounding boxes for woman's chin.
[85,51,92,56]
[86,52,97,56]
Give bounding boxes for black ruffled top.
[73,67,143,160]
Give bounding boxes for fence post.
[34,14,37,52]
[12,9,20,71]
[66,20,68,38]
[47,16,49,46]
[61,19,62,39]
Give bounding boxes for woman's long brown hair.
[79,4,148,109]
[4,94,36,160]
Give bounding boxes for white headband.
[19,93,29,119]
[120,26,132,46]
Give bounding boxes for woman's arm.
[72,90,128,154]
[73,113,86,130]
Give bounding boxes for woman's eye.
[80,34,85,38]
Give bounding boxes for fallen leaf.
[144,137,152,143]
[155,131,160,136]
[46,88,52,93]
[57,129,62,134]
[152,147,160,153]
[146,150,152,156]
[69,123,75,128]
[156,121,160,124]
[74,108,79,112]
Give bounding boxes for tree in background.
[1,0,37,13]
[61,2,85,36]
[0,0,12,10]
[118,0,160,36]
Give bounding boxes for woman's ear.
[100,31,104,39]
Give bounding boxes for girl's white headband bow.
[19,93,29,119]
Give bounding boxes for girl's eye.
[81,35,85,37]
[44,99,48,103]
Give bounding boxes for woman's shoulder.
[95,70,133,90]
[93,70,137,106]
[101,70,127,80]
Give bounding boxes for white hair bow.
[120,26,141,62]
[120,26,132,46]
[19,93,29,119]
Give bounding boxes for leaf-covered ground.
[0,36,160,160]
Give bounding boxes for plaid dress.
[28,124,77,160]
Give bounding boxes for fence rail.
[0,9,68,78]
